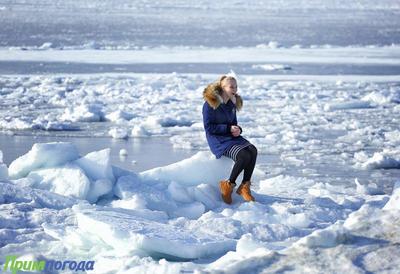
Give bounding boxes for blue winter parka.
[202,83,249,158]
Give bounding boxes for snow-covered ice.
[1,141,400,272]
[1,68,399,272]
[108,127,129,139]
[383,181,400,210]
[252,64,292,71]
[8,142,80,179]
[0,150,8,180]
[1,0,400,272]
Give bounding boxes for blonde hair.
[219,75,237,87]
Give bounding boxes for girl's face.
[221,79,237,97]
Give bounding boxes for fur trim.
[203,82,243,110]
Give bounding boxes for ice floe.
[1,142,400,272]
[9,142,80,179]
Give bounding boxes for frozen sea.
[1,1,400,273]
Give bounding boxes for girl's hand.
[231,125,241,137]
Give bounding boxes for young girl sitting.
[202,75,257,204]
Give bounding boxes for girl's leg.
[228,149,252,185]
[243,145,258,182]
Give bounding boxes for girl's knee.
[247,145,258,159]
[250,145,257,154]
[237,149,252,164]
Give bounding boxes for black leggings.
[228,145,257,185]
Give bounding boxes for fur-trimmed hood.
[203,82,243,110]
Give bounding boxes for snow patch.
[64,204,236,260]
[384,181,400,210]
[252,64,291,71]
[9,142,79,179]
[27,163,91,200]
[109,127,129,139]
[355,152,400,170]
[140,151,265,186]
[61,104,104,122]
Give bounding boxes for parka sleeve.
[202,103,230,135]
[232,109,243,134]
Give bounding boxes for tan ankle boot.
[236,181,255,202]
[219,180,235,204]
